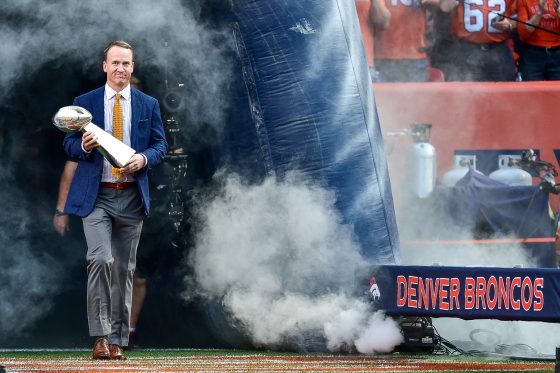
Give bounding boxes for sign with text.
[368,265,560,322]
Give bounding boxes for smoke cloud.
[0,0,232,131]
[188,171,403,353]
[0,166,61,336]
[434,317,560,356]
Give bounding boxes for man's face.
[103,46,134,92]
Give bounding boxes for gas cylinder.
[406,124,437,198]
[488,155,532,186]
[441,155,481,187]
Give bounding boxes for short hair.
[103,40,134,61]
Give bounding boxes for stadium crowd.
[356,0,560,81]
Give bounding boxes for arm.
[63,129,89,159]
[492,17,517,32]
[492,0,518,32]
[517,0,546,39]
[63,97,97,160]
[53,160,78,236]
[525,0,547,31]
[142,100,168,168]
[370,0,391,30]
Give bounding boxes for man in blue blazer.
[63,40,167,360]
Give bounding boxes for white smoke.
[188,171,403,353]
[0,166,61,336]
[433,317,560,356]
[401,241,536,268]
[0,0,232,130]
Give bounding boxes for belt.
[521,43,560,53]
[100,182,136,190]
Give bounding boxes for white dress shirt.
[102,83,134,183]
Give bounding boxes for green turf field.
[0,349,555,372]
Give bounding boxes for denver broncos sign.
[368,266,560,321]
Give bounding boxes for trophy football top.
[53,106,92,132]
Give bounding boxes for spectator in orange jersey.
[373,0,429,82]
[439,0,518,81]
[516,0,560,80]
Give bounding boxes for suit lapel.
[92,87,105,130]
[131,88,141,150]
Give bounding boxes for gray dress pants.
[82,186,144,346]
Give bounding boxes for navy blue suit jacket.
[63,86,168,217]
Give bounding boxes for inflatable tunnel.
[225,0,399,263]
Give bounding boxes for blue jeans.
[518,43,560,81]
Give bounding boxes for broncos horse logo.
[369,276,381,301]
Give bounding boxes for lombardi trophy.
[53,105,136,168]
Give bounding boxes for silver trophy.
[53,106,136,168]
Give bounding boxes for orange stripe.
[404,237,556,245]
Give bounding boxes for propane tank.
[441,155,480,187]
[488,155,532,186]
[406,123,437,198]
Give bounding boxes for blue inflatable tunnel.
[227,0,399,263]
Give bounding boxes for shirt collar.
[105,83,131,101]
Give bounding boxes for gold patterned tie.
[111,93,123,179]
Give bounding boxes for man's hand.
[53,214,70,236]
[120,154,146,175]
[492,18,514,32]
[82,131,99,153]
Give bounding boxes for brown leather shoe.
[92,337,110,360]
[109,344,126,360]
